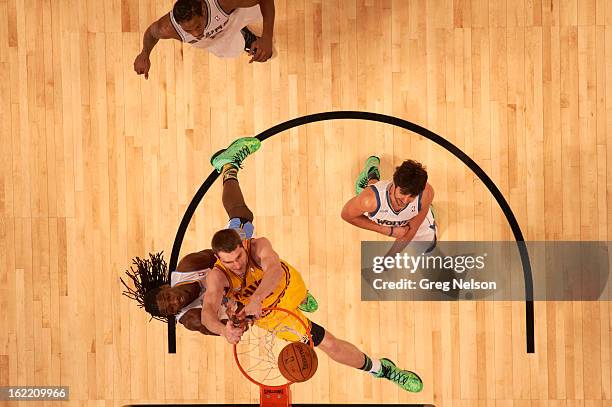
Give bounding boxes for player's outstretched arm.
[250,0,275,62]
[201,269,232,336]
[341,188,407,238]
[179,308,221,336]
[257,0,275,39]
[177,249,217,272]
[243,237,282,317]
[134,14,180,79]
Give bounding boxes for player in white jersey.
[133,0,275,79]
[341,157,437,253]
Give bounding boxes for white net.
[234,308,310,386]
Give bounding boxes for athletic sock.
[369,358,382,374]
[222,164,238,184]
[359,354,372,371]
[358,354,381,374]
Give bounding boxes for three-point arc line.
[166,111,535,355]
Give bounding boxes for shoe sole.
[211,149,224,162]
[298,293,318,312]
[404,370,423,392]
[380,359,423,393]
[355,156,381,194]
[210,138,261,169]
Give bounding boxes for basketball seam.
[291,345,305,381]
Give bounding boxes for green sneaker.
[374,358,423,393]
[210,137,262,172]
[298,292,318,313]
[354,156,381,195]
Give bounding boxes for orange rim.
[233,306,314,388]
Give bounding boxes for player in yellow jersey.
[211,237,311,341]
[201,228,425,393]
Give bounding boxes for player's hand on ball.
[133,52,151,79]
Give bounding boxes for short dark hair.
[212,229,243,254]
[173,0,203,23]
[120,252,169,322]
[393,160,428,196]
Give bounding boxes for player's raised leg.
[210,137,261,239]
[210,138,317,311]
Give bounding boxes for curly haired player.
[342,157,437,258]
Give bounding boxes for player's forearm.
[402,212,427,243]
[198,322,220,336]
[344,215,392,236]
[251,266,282,304]
[259,0,275,38]
[201,308,226,335]
[141,25,160,56]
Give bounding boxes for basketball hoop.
[233,307,314,407]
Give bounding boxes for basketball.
[277,342,318,382]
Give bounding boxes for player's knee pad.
[309,321,326,347]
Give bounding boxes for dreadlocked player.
[121,137,318,334]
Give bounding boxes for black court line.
[168,111,535,355]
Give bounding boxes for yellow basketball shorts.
[255,264,311,343]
